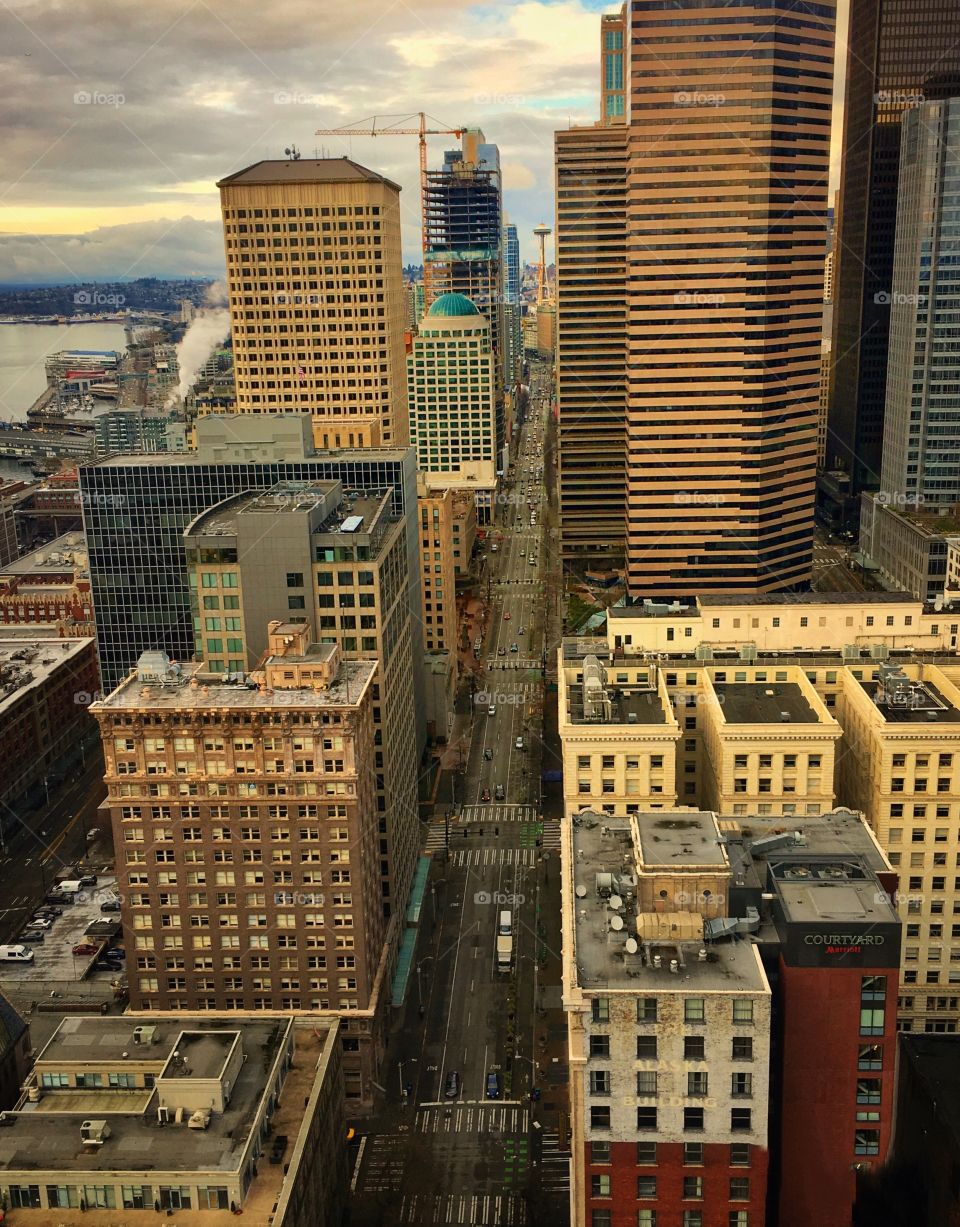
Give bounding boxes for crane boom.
[315,112,464,301]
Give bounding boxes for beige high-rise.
[218,158,408,450]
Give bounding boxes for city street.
[350,359,569,1226]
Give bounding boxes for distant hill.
[0,277,215,317]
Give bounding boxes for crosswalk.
[539,1131,570,1196]
[416,1104,529,1134]
[461,804,538,822]
[424,820,560,856]
[397,1192,526,1224]
[360,1133,407,1193]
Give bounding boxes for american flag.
[298,366,306,385]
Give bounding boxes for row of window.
[592,1211,749,1227]
[592,996,754,1024]
[591,1106,754,1133]
[593,1174,749,1201]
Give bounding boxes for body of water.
[0,321,129,423]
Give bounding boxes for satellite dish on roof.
[625,937,638,955]
[609,895,623,911]
[610,915,624,932]
[575,884,587,898]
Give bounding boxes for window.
[638,997,657,1022]
[638,1213,657,1227]
[861,976,887,1035]
[592,1213,612,1227]
[731,1108,752,1132]
[732,1072,753,1097]
[683,1213,703,1227]
[637,1071,657,1096]
[857,1079,881,1104]
[685,998,705,1023]
[591,1175,611,1197]
[636,1141,657,1165]
[637,1107,658,1131]
[590,1106,611,1130]
[730,1177,750,1200]
[687,1071,709,1097]
[683,1176,703,1199]
[733,1037,753,1060]
[637,1036,657,1059]
[684,1035,705,1059]
[684,1107,704,1131]
[590,1070,611,1095]
[637,1176,657,1199]
[592,998,609,1023]
[733,1000,754,1024]
[855,1130,880,1155]
[730,1143,751,1167]
[683,1142,704,1164]
[591,1141,611,1163]
[729,1214,749,1227]
[590,1035,610,1058]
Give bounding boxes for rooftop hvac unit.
[870,643,890,660]
[841,644,860,661]
[80,1120,111,1147]
[188,1109,212,1130]
[739,644,758,662]
[694,644,714,662]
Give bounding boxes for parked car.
[72,943,98,957]
[78,874,98,887]
[35,905,62,918]
[443,1071,461,1099]
[94,959,123,973]
[99,900,121,913]
[45,892,72,906]
[105,948,125,961]
[17,930,44,944]
[25,918,52,931]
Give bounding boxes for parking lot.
[0,869,124,986]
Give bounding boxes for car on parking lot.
[486,1072,501,1100]
[481,788,491,802]
[72,943,98,957]
[18,930,44,944]
[443,1071,461,1099]
[35,905,62,917]
[100,899,121,913]
[25,918,52,931]
[45,892,72,906]
[78,874,98,887]
[94,959,123,973]
[105,948,125,961]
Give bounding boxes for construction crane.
[315,112,464,301]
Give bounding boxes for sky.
[0,0,849,285]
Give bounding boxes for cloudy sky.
[0,0,848,284]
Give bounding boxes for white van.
[56,881,83,896]
[0,945,35,963]
[499,910,512,936]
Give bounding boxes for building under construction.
[423,130,505,454]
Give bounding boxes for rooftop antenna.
[284,145,301,161]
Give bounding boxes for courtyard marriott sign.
[783,924,901,968]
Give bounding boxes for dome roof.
[426,292,481,318]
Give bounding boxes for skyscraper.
[878,96,960,509]
[423,131,505,454]
[502,221,522,388]
[217,158,409,450]
[828,1,960,499]
[555,17,628,566]
[623,1,834,596]
[555,2,834,593]
[407,293,498,519]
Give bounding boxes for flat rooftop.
[697,591,915,606]
[566,680,669,725]
[860,677,960,724]
[218,156,401,191]
[94,656,376,711]
[2,1017,292,1176]
[714,681,817,725]
[161,1029,237,1080]
[88,443,411,468]
[723,808,891,882]
[0,531,87,578]
[771,862,899,927]
[635,812,727,869]
[568,814,767,994]
[0,637,93,718]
